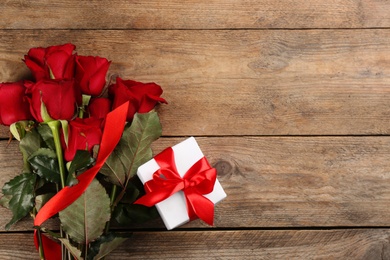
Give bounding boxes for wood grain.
[0,29,390,137]
[105,229,390,260]
[1,229,390,259]
[2,136,390,231]
[1,1,389,257]
[0,0,389,29]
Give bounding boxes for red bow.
[135,147,217,226]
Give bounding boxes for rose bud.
[64,117,103,161]
[88,97,112,120]
[75,55,111,96]
[24,43,76,80]
[109,77,167,121]
[26,79,79,122]
[0,81,33,126]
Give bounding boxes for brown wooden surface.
[1,0,390,259]
[1,1,390,29]
[3,136,390,231]
[1,229,390,259]
[0,30,389,136]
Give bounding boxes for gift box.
[136,137,227,230]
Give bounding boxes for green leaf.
[65,150,95,186]
[10,122,22,141]
[48,66,55,80]
[118,182,140,204]
[35,193,55,212]
[2,173,36,230]
[100,112,162,186]
[87,233,130,260]
[28,148,60,184]
[59,179,111,244]
[19,129,43,173]
[68,150,95,175]
[58,238,83,260]
[20,129,42,157]
[40,98,54,122]
[0,194,11,209]
[113,204,159,225]
[10,121,33,141]
[65,173,79,187]
[37,124,55,150]
[60,120,69,147]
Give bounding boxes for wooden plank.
[1,229,390,259]
[0,233,36,260]
[2,136,390,231]
[104,229,390,259]
[1,1,390,29]
[0,30,390,137]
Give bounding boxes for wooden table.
[1,1,390,259]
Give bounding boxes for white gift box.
[137,137,227,230]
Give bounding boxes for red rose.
[24,43,75,80]
[109,77,167,121]
[0,81,33,126]
[26,79,79,122]
[88,97,111,120]
[75,55,111,96]
[64,117,103,161]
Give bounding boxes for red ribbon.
[135,147,217,226]
[33,102,129,260]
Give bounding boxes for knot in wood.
[213,160,233,177]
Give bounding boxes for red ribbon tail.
[185,191,215,226]
[133,194,158,207]
[34,230,62,260]
[134,182,182,207]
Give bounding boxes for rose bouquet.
[0,43,167,259]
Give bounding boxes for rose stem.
[33,207,45,260]
[47,120,69,259]
[104,184,118,233]
[47,120,66,188]
[37,228,46,260]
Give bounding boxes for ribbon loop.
[135,147,217,226]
